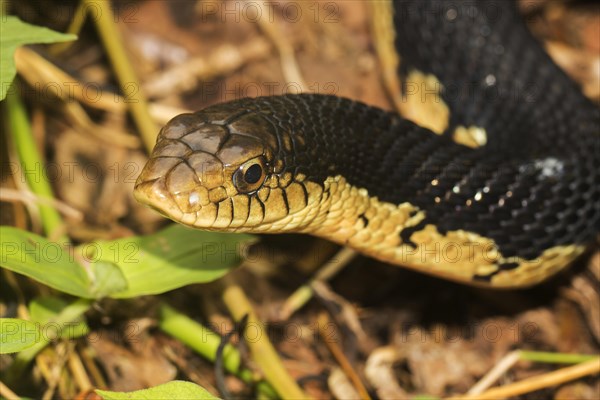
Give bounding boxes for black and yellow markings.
[304,176,585,288]
[370,1,451,136]
[452,125,488,148]
[370,4,489,151]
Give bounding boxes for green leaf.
[0,318,41,354]
[0,16,77,100]
[96,380,220,400]
[29,296,89,340]
[5,298,91,380]
[1,225,252,299]
[0,226,92,297]
[86,224,254,298]
[88,260,129,298]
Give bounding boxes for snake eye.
[233,157,267,193]
[244,164,262,184]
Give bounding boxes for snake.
[134,0,599,288]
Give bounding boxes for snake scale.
[134,0,599,287]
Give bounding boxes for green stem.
[83,0,157,152]
[158,303,277,399]
[49,1,88,55]
[519,351,599,364]
[5,85,68,243]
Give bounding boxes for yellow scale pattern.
[294,176,585,288]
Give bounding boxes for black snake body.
[389,0,599,263]
[135,0,599,286]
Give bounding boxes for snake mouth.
[146,203,171,219]
[133,178,185,222]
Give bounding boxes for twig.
[4,131,42,234]
[328,368,362,400]
[5,131,42,234]
[159,303,242,373]
[317,312,371,400]
[312,281,369,355]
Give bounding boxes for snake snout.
[133,177,184,221]
[134,152,212,223]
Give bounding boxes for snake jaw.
[133,177,184,222]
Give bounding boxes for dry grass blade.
[1,188,83,220]
[0,154,42,234]
[246,0,307,91]
[15,46,190,126]
[61,101,141,149]
[280,247,357,319]
[83,0,158,152]
[67,350,92,393]
[466,350,521,395]
[79,346,108,390]
[450,358,600,400]
[37,343,70,400]
[369,0,402,112]
[221,278,308,399]
[0,381,20,400]
[15,47,141,148]
[15,47,124,112]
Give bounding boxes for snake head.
[134,100,317,232]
